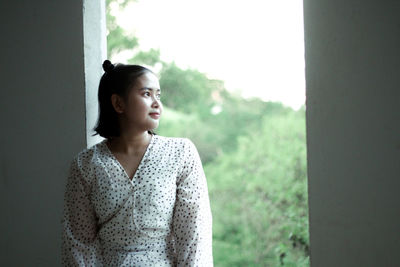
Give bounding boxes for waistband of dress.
[100,236,173,252]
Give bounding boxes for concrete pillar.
[304,1,400,266]
[0,0,105,265]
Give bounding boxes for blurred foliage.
[107,1,309,266]
[205,110,309,266]
[128,48,161,66]
[159,62,220,116]
[106,0,138,58]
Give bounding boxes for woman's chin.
[149,121,160,130]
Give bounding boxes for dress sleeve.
[173,139,213,266]
[61,158,103,266]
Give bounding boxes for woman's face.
[118,71,163,132]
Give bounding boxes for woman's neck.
[108,130,152,155]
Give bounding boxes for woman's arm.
[61,158,103,266]
[173,139,213,266]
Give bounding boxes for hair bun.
[103,60,115,73]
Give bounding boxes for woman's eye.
[156,94,161,99]
[144,92,151,97]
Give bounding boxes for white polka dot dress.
[61,134,213,266]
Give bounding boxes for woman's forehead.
[135,72,160,89]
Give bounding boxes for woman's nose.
[151,96,160,107]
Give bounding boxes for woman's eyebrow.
[139,87,161,92]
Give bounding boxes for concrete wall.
[304,1,400,266]
[84,0,106,148]
[0,0,104,265]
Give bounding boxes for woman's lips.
[149,112,160,119]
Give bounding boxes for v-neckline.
[102,133,155,181]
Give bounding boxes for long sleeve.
[173,139,213,266]
[61,158,103,266]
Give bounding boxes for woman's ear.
[111,94,125,114]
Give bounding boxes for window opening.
[106,0,309,265]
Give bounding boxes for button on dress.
[61,134,213,266]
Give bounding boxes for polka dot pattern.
[61,134,213,266]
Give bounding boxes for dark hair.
[93,60,154,139]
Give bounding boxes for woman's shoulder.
[154,135,199,161]
[154,134,195,149]
[71,139,107,169]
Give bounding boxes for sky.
[113,0,305,110]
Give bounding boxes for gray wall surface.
[0,1,88,265]
[83,0,106,148]
[304,1,400,266]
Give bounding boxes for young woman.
[61,60,213,266]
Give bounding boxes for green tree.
[106,0,138,58]
[128,48,161,67]
[158,62,218,116]
[204,95,293,154]
[205,109,309,266]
